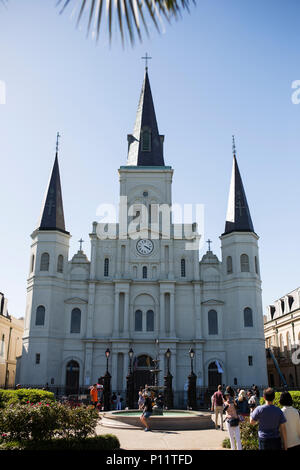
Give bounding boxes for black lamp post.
[103,348,111,411]
[187,348,197,410]
[126,347,135,409]
[164,348,174,409]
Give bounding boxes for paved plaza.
[96,416,229,450]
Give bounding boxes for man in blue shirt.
[250,387,287,450]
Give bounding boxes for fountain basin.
[101,410,214,430]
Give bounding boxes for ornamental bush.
[0,389,54,407]
[222,418,259,450]
[0,435,120,451]
[0,401,99,442]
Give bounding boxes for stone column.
[123,351,129,392]
[159,291,165,337]
[124,291,130,336]
[170,291,175,337]
[170,348,177,392]
[86,282,96,338]
[193,282,202,339]
[83,342,93,388]
[111,351,118,391]
[113,290,120,336]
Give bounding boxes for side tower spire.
[38,132,69,234]
[223,136,254,235]
[127,68,165,166]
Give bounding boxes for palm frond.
[56,0,195,46]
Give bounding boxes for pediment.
[201,299,224,306]
[64,297,88,305]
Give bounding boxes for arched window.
[70,308,81,333]
[31,254,35,273]
[281,300,285,314]
[244,307,253,327]
[208,310,218,335]
[137,355,152,368]
[255,256,259,274]
[146,310,154,332]
[181,259,186,277]
[288,296,294,311]
[35,305,45,326]
[227,256,233,274]
[57,255,64,273]
[240,254,249,272]
[142,266,147,279]
[141,129,151,152]
[104,258,109,277]
[40,253,50,271]
[135,310,143,331]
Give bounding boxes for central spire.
[37,133,69,234]
[127,69,165,166]
[223,137,255,235]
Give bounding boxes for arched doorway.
[66,360,80,395]
[208,361,222,391]
[133,355,155,398]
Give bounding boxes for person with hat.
[223,390,242,450]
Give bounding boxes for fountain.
[147,357,165,415]
[100,341,214,431]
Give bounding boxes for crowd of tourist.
[211,385,300,451]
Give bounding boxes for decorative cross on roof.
[206,239,212,251]
[232,135,236,157]
[141,52,152,71]
[56,132,61,154]
[78,238,84,251]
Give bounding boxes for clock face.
[136,239,154,256]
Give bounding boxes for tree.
[56,0,195,46]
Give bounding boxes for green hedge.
[222,417,259,450]
[260,391,300,411]
[0,435,120,451]
[0,389,54,407]
[0,401,99,441]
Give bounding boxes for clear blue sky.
[0,0,300,318]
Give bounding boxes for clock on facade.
[136,239,154,255]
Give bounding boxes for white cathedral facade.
[20,70,268,400]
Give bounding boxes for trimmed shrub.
[222,438,231,449]
[239,417,259,450]
[0,389,54,407]
[260,391,300,411]
[0,401,99,442]
[222,417,259,450]
[0,435,120,451]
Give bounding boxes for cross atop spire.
[56,132,61,154]
[232,135,236,158]
[141,53,152,71]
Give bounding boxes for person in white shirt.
[279,392,300,451]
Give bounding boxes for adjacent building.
[20,69,268,401]
[264,287,300,389]
[0,293,24,387]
